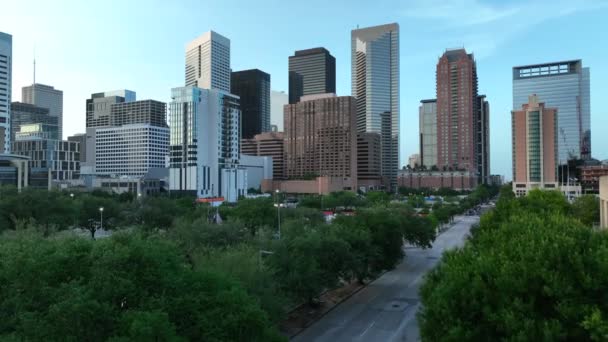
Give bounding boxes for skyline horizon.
[2,0,607,180]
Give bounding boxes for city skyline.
[1,0,607,179]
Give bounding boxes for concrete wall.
[261,176,355,194]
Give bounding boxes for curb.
[288,270,388,339]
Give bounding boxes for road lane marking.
[360,321,375,337]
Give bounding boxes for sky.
[1,0,607,179]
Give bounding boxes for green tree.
[571,194,600,227]
[0,232,284,341]
[419,206,608,341]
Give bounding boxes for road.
[292,215,479,342]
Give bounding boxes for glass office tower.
[351,23,399,191]
[513,60,591,163]
[0,32,12,152]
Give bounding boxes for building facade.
[270,90,288,131]
[477,95,490,184]
[110,100,167,127]
[10,102,58,142]
[398,170,478,190]
[231,69,271,138]
[512,95,558,196]
[356,132,382,190]
[351,23,399,190]
[240,154,272,190]
[88,124,169,177]
[241,131,285,180]
[22,84,63,138]
[419,99,437,169]
[408,154,421,169]
[579,164,608,194]
[288,48,336,104]
[168,86,245,201]
[0,32,12,153]
[86,90,136,127]
[12,139,79,182]
[185,31,230,92]
[284,94,357,190]
[513,60,591,162]
[67,133,86,162]
[436,49,477,173]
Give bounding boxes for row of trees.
[0,184,495,340]
[419,186,603,341]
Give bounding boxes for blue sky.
[1,0,607,178]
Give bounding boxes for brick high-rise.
[436,49,489,183]
[284,94,357,190]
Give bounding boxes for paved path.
[292,215,479,342]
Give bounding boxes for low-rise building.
[240,154,272,190]
[397,170,478,191]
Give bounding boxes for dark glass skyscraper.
[288,48,335,104]
[231,69,270,139]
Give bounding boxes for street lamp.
[99,207,104,231]
[274,190,282,240]
[70,193,74,199]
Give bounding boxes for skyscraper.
[10,102,58,142]
[351,23,399,190]
[22,84,63,139]
[86,90,136,127]
[419,99,437,168]
[270,90,288,131]
[513,60,591,162]
[284,93,357,190]
[168,86,245,201]
[435,49,490,184]
[512,95,558,196]
[185,31,231,92]
[231,69,271,138]
[436,49,477,173]
[0,32,12,153]
[288,48,336,104]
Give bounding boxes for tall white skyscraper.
[351,23,400,191]
[0,32,12,153]
[168,86,245,202]
[185,31,231,92]
[513,60,591,162]
[22,84,63,139]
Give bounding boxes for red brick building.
[580,164,608,194]
[435,49,489,184]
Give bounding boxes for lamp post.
[274,189,282,240]
[99,207,104,231]
[70,193,75,227]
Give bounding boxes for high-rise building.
[231,69,271,138]
[288,48,336,104]
[0,32,12,153]
[284,94,357,190]
[513,60,591,162]
[356,132,382,191]
[10,102,58,142]
[476,95,490,184]
[436,49,477,173]
[168,86,246,201]
[110,100,167,127]
[185,31,231,92]
[435,49,490,184]
[12,131,80,182]
[241,131,285,179]
[86,90,136,127]
[87,124,169,177]
[512,95,558,196]
[22,84,63,138]
[351,23,399,190]
[419,99,437,168]
[271,90,288,131]
[67,133,86,162]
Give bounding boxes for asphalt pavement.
[292,215,479,342]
